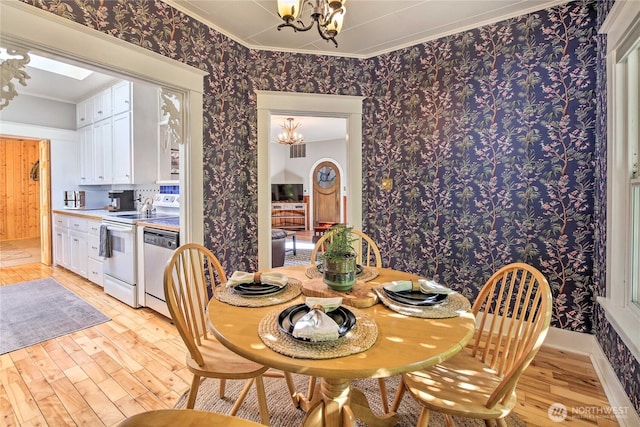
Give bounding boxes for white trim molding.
[256,90,365,270]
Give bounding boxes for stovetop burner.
[103,212,179,224]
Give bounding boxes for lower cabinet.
[53,213,103,285]
[87,220,104,286]
[68,230,88,278]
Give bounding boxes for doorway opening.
[257,91,365,269]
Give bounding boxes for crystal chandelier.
[276,118,304,145]
[276,0,347,47]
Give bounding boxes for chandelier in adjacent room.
[276,0,346,47]
[276,117,304,145]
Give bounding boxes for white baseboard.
[543,326,594,355]
[543,327,640,426]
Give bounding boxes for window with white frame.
[628,43,640,309]
[600,1,640,360]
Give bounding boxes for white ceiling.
[166,0,566,58]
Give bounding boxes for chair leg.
[378,377,389,413]
[444,414,457,427]
[417,407,431,427]
[186,375,201,409]
[262,370,298,408]
[219,378,227,398]
[495,418,508,427]
[230,378,255,416]
[255,375,270,426]
[390,376,406,413]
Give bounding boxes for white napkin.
[304,296,342,312]
[382,280,413,292]
[418,279,453,295]
[260,272,289,287]
[292,297,343,342]
[226,271,289,288]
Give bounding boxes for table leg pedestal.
[300,378,397,427]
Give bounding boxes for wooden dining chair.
[390,262,553,426]
[310,226,382,267]
[119,408,264,426]
[307,227,391,412]
[164,243,296,425]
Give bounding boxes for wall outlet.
[381,178,393,191]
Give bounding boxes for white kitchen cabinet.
[112,112,132,184]
[87,219,104,287]
[53,214,69,268]
[76,80,157,185]
[92,119,113,184]
[92,87,112,123]
[79,126,93,184]
[53,213,89,278]
[112,80,131,115]
[76,97,93,128]
[69,230,88,278]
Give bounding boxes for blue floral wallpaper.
[20,0,638,414]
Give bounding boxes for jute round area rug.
[174,374,526,426]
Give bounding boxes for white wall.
[270,138,348,194]
[0,94,76,130]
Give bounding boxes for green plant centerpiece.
[321,224,358,292]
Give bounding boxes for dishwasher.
[143,228,179,318]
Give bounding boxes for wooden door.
[39,140,52,265]
[313,161,341,226]
[0,137,40,241]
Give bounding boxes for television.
[271,183,304,202]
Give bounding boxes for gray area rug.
[0,278,110,354]
[285,248,315,266]
[174,373,526,426]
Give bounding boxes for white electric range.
[101,194,180,308]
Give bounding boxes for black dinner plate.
[316,263,364,276]
[277,303,356,342]
[382,288,448,306]
[232,282,285,297]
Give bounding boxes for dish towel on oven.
[99,225,112,258]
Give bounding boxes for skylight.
[0,48,93,80]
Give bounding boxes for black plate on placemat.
[316,263,364,276]
[277,303,356,342]
[232,283,286,297]
[382,288,448,306]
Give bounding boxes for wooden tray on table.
[301,277,378,308]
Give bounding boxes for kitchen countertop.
[53,209,180,232]
[137,217,180,232]
[52,208,135,220]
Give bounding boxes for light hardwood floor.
[0,262,620,427]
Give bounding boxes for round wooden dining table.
[207,266,476,427]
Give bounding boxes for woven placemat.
[305,265,379,282]
[258,305,378,359]
[214,279,302,307]
[374,287,471,319]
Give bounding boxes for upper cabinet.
[76,80,158,185]
[112,80,131,115]
[92,87,112,122]
[76,98,93,128]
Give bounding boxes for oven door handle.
[104,223,135,233]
